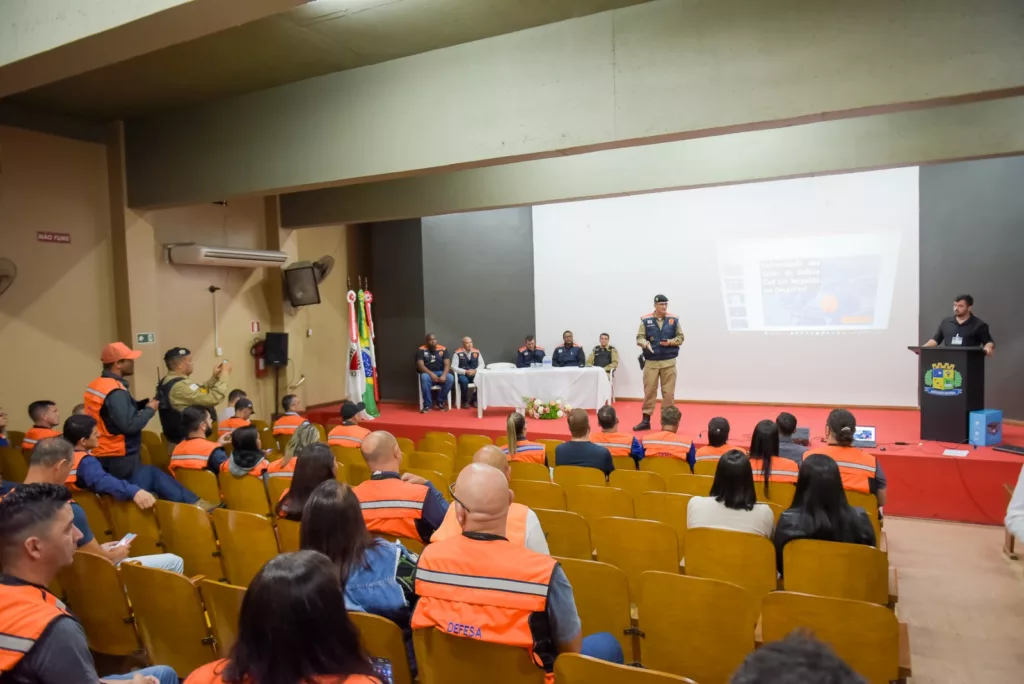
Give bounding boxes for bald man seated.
[430,445,549,553]
[352,430,449,544]
[411,464,624,669]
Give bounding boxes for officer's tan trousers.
[642,364,677,416]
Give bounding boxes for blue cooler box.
[969,409,1002,447]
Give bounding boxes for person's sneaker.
[420,405,431,414]
[197,499,223,513]
[438,402,449,412]
[633,417,652,431]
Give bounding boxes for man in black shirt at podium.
[922,294,995,356]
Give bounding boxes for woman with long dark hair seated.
[275,443,337,520]
[224,425,270,478]
[185,550,380,683]
[773,454,877,576]
[687,450,774,538]
[748,419,799,500]
[301,479,419,672]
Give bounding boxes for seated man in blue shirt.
[551,331,585,368]
[515,335,546,368]
[416,333,453,413]
[554,409,614,477]
[61,414,162,511]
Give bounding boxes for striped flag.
[357,288,380,417]
[346,289,371,419]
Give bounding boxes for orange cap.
[101,342,142,364]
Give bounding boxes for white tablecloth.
[476,366,612,417]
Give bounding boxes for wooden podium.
[908,345,986,443]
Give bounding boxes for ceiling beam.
[123,0,1024,208]
[278,98,1024,226]
[0,0,308,98]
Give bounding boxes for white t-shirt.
[524,508,550,555]
[686,496,774,538]
[217,406,235,423]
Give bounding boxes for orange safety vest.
[65,451,88,491]
[590,431,634,457]
[169,438,219,474]
[83,376,128,457]
[272,413,308,436]
[807,444,877,494]
[20,427,61,456]
[353,477,429,541]
[185,659,379,684]
[219,458,269,478]
[432,502,530,546]
[642,431,691,460]
[217,417,250,437]
[0,577,73,672]
[501,440,546,465]
[412,533,558,682]
[694,443,745,464]
[265,457,296,479]
[328,424,370,448]
[750,456,800,484]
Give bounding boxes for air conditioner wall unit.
[166,244,288,269]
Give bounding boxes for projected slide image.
[760,255,880,327]
[717,233,901,333]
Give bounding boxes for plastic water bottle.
[543,358,552,368]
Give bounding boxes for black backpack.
[156,376,187,443]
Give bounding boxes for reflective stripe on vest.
[750,458,800,483]
[169,438,218,474]
[432,503,529,546]
[411,534,557,679]
[353,478,428,540]
[65,452,87,491]
[217,418,250,436]
[265,457,296,479]
[328,425,369,447]
[694,454,721,462]
[502,442,546,465]
[0,580,72,672]
[21,427,60,454]
[272,414,308,435]
[642,432,691,459]
[590,432,633,457]
[84,377,127,457]
[810,445,876,493]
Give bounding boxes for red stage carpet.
[308,400,1023,526]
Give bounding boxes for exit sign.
[136,332,156,345]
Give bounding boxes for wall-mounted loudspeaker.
[283,255,334,307]
[264,332,289,366]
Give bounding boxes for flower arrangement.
[524,397,571,420]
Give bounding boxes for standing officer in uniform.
[551,331,585,367]
[156,347,231,448]
[515,335,545,368]
[416,333,453,412]
[635,295,684,431]
[454,336,485,409]
[586,333,619,375]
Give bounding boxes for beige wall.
[0,125,353,435]
[0,126,116,430]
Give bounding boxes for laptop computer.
[853,425,877,448]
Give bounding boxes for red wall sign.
[37,232,71,244]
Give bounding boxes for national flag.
[346,289,371,419]
[357,288,380,417]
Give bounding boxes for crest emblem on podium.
[923,362,963,396]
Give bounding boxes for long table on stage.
[475,366,612,418]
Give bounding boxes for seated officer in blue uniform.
[416,333,453,413]
[551,330,585,367]
[515,335,545,368]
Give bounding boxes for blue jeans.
[104,665,178,683]
[457,374,478,406]
[130,465,199,504]
[581,632,625,664]
[419,372,454,407]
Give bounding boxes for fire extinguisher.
[250,339,267,379]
